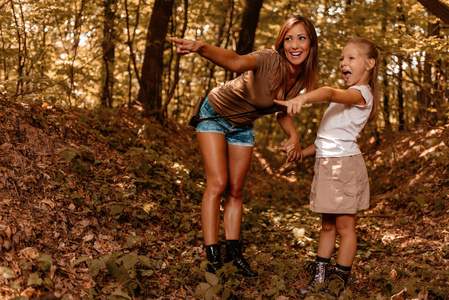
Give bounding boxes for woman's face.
[283,23,311,71]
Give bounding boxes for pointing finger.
[273,100,287,106]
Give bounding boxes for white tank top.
[315,85,373,158]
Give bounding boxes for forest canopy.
[1,0,448,129]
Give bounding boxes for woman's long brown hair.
[272,15,319,100]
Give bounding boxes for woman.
[170,15,318,277]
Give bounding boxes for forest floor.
[0,99,448,300]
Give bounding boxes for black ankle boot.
[225,240,258,278]
[319,265,350,297]
[298,260,329,298]
[205,244,223,274]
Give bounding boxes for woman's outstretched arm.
[169,37,257,73]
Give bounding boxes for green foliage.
[83,252,165,298]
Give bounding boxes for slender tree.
[137,0,175,119]
[162,0,188,117]
[205,0,235,92]
[101,0,118,108]
[10,1,24,94]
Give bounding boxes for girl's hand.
[274,97,306,115]
[282,138,303,163]
[169,37,201,55]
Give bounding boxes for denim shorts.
[196,98,255,147]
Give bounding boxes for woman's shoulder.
[250,48,278,59]
[250,48,279,69]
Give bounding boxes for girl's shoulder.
[349,85,370,91]
[349,85,373,107]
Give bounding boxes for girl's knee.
[321,222,336,233]
[336,217,356,236]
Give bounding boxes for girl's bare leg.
[335,214,357,266]
[317,213,337,259]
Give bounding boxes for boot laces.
[305,261,327,284]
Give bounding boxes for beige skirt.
[310,155,370,214]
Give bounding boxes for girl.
[275,37,380,296]
[170,15,319,277]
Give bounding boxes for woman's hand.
[169,37,202,55]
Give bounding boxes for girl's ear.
[366,58,375,71]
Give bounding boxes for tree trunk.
[417,0,449,24]
[162,0,188,117]
[137,0,174,120]
[101,0,117,108]
[382,57,390,128]
[10,1,24,94]
[205,0,234,94]
[124,0,142,104]
[397,60,405,131]
[381,0,390,128]
[423,21,440,125]
[0,23,7,80]
[236,0,263,55]
[67,0,87,107]
[396,3,405,131]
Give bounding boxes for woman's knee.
[205,177,228,195]
[226,185,244,199]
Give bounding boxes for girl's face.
[339,43,373,87]
[283,23,311,72]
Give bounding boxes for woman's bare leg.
[197,132,228,245]
[223,144,253,240]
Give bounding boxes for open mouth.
[342,70,352,81]
[290,52,302,58]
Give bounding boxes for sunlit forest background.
[1,0,448,140]
[0,0,448,299]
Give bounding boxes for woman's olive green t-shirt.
[207,48,303,126]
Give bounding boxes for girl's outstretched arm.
[169,37,257,73]
[274,87,366,115]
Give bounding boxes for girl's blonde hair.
[272,15,319,99]
[346,37,380,122]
